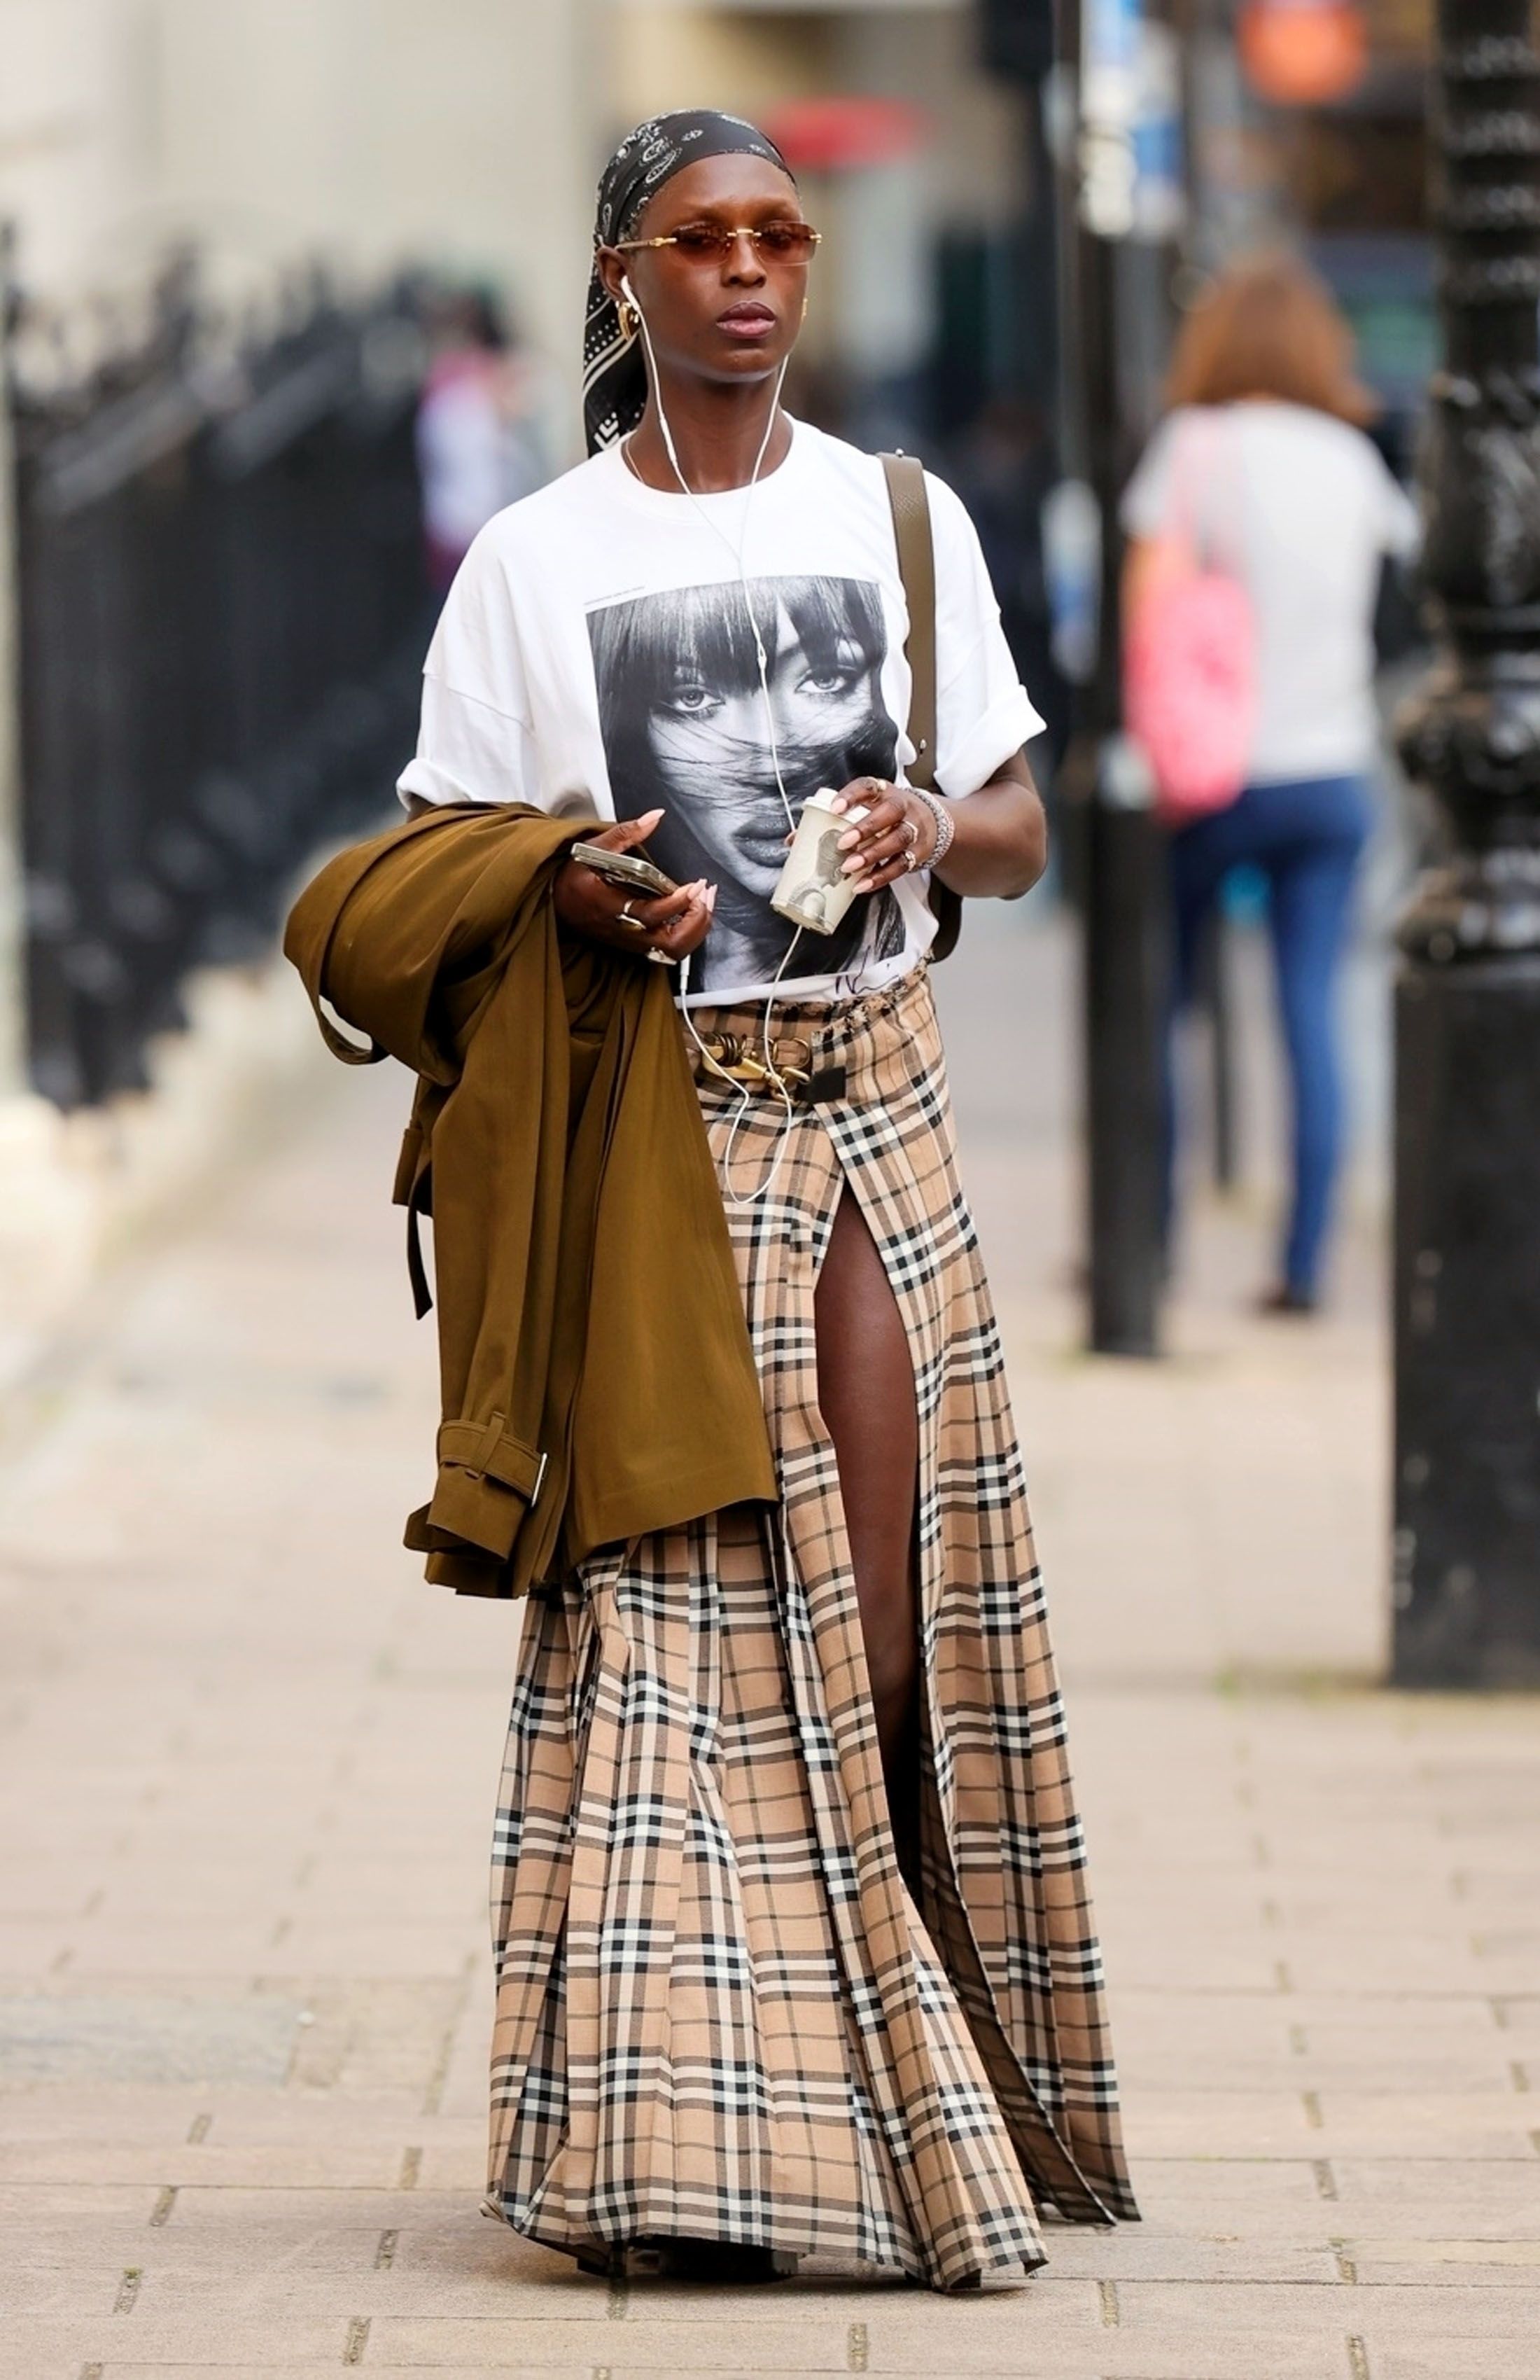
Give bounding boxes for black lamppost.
[1392,0,1540,1685]
[980,0,1171,1358]
[1059,0,1169,1359]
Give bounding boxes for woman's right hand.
[552,807,715,962]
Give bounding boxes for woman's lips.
[718,305,776,343]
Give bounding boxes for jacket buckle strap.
[438,1415,547,1507]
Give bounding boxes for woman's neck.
[624,377,791,495]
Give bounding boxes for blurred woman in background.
[416,291,551,592]
[1122,254,1418,1313]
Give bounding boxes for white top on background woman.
[1124,380,1418,793]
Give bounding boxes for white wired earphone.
[622,270,807,1210]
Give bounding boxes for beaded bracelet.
[909,784,955,869]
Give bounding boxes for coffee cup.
[771,789,867,935]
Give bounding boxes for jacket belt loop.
[471,1412,506,1477]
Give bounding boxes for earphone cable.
[625,283,809,1206]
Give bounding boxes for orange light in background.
[760,97,927,173]
[1239,0,1369,106]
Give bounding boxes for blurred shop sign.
[1130,23,1184,243]
[761,96,926,171]
[1077,0,1185,243]
[1240,0,1369,106]
[1079,0,1140,237]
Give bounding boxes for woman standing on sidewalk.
[1123,255,1420,1313]
[399,109,1136,2289]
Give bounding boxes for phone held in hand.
[569,843,679,904]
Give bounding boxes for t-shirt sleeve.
[396,524,540,810]
[923,468,1045,798]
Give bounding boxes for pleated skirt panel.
[485,967,1137,2290]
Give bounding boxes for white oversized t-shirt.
[1121,401,1419,786]
[398,417,1042,1003]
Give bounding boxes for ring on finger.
[617,900,646,933]
[903,844,920,872]
[899,817,920,849]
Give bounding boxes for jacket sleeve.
[284,804,582,1081]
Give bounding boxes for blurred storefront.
[0,0,1072,1112]
[612,2,1045,445]
[1184,0,1434,460]
[0,0,1441,1368]
[0,0,609,1370]
[0,0,606,405]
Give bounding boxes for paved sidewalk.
[935,899,1392,1686]
[1,912,1536,2379]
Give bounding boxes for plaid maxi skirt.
[486,966,1137,2290]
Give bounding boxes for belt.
[690,1031,847,1106]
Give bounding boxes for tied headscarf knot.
[583,109,794,459]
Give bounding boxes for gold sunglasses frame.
[610,223,823,265]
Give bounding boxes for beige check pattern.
[485,968,1136,2290]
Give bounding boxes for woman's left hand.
[827,777,939,893]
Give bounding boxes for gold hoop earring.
[618,299,640,342]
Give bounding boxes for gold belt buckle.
[696,1032,760,1089]
[696,1030,816,1097]
[771,1036,813,1092]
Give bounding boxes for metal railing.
[6,253,432,1108]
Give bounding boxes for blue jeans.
[1167,774,1373,1299]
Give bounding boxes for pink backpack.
[1124,413,1256,826]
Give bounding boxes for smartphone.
[568,842,679,904]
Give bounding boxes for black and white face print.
[587,573,906,995]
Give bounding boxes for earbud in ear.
[620,273,636,302]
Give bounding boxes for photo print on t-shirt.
[587,573,907,998]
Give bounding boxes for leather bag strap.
[879,451,961,961]
[881,452,937,791]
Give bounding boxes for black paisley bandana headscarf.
[583,109,794,458]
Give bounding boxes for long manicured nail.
[706,884,718,910]
[836,828,860,850]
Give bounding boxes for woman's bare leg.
[814,1185,922,1895]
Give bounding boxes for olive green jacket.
[284,802,776,1597]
